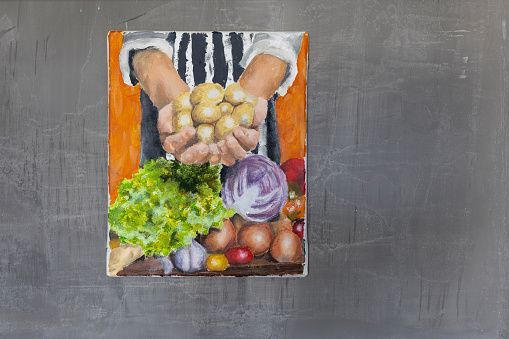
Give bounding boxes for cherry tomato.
[292,219,305,239]
[206,254,229,271]
[225,247,253,265]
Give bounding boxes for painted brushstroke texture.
[229,32,244,82]
[109,32,308,203]
[276,32,308,163]
[108,31,141,204]
[191,33,207,85]
[212,32,228,87]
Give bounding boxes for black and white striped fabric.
[119,31,304,166]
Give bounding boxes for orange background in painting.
[108,31,142,204]
[108,32,308,204]
[276,32,308,164]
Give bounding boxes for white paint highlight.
[208,89,220,98]
[185,35,194,88]
[173,33,181,66]
[223,34,234,87]
[204,33,214,83]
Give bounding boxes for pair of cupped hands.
[157,86,267,166]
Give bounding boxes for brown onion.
[201,218,236,253]
[270,230,302,263]
[237,223,273,256]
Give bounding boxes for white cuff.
[240,37,300,97]
[119,38,174,86]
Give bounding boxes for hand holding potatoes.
[168,82,263,165]
[158,104,210,165]
[172,82,257,143]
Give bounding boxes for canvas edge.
[106,31,115,278]
[105,30,309,278]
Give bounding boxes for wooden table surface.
[118,254,306,277]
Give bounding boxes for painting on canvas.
[107,31,308,276]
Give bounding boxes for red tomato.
[280,158,306,194]
[292,219,305,239]
[224,247,253,265]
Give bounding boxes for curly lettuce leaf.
[109,158,234,257]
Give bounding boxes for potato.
[232,103,254,127]
[224,82,247,105]
[218,102,234,116]
[192,102,221,124]
[172,92,192,111]
[215,115,239,140]
[190,83,224,105]
[196,124,215,145]
[172,110,193,132]
[245,94,258,106]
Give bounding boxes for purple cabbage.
[221,155,288,222]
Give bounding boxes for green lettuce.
[108,158,234,257]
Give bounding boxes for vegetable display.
[108,158,234,257]
[110,154,307,275]
[221,155,288,223]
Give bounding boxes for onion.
[237,223,273,256]
[201,218,236,253]
[222,155,288,223]
[270,230,302,263]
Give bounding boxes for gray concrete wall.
[0,0,508,338]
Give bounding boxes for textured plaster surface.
[0,1,508,338]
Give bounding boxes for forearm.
[238,54,287,100]
[132,48,189,110]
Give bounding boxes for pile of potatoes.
[172,82,258,145]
